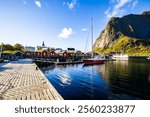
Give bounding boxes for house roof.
[36,49,46,53]
[76,51,84,54]
[49,50,55,53]
[3,51,15,54]
[14,51,24,54]
[25,50,34,52]
[55,50,62,53]
[55,48,62,51]
[67,51,75,54]
[67,48,75,51]
[59,50,67,53]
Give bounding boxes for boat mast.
[91,18,93,58]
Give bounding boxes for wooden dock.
[55,61,83,65]
[0,59,63,100]
[34,58,84,67]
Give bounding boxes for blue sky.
[0,0,150,51]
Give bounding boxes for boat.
[112,53,129,60]
[55,61,84,65]
[84,55,105,65]
[147,56,150,60]
[0,59,4,63]
[84,19,104,65]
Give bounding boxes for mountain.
[93,11,150,56]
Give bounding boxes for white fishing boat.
[112,53,129,60]
[147,56,150,60]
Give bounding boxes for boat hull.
[83,60,104,65]
[0,59,4,63]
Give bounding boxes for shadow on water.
[99,58,150,99]
[42,58,150,100]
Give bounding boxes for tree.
[14,43,25,52]
[47,47,55,52]
[0,44,15,51]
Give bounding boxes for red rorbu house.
[58,50,68,57]
[49,50,56,57]
[67,48,75,57]
[35,50,48,58]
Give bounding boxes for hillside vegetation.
[93,11,150,56]
[94,37,150,56]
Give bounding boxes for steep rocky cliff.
[93,11,150,55]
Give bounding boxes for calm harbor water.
[42,58,150,100]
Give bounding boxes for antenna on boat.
[84,18,94,57]
[84,26,90,53]
[91,18,93,58]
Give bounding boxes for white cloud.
[105,0,138,18]
[115,0,129,9]
[68,0,77,9]
[63,0,78,10]
[35,0,41,8]
[131,0,138,9]
[57,28,74,39]
[23,0,27,5]
[81,28,88,32]
[63,2,66,5]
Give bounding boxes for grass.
[94,36,150,56]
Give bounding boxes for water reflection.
[42,58,150,100]
[57,72,71,86]
[99,59,150,99]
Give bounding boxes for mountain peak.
[93,11,150,49]
[142,11,150,15]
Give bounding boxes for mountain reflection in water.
[42,58,150,100]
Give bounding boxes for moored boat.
[84,55,105,65]
[83,19,105,65]
[84,59,104,65]
[112,53,129,60]
[0,59,4,63]
[147,56,150,60]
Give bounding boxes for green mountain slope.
[93,11,150,56]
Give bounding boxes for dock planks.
[0,59,63,100]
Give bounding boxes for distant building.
[55,48,63,54]
[37,41,48,50]
[67,48,75,51]
[2,51,17,60]
[25,46,35,52]
[49,50,56,56]
[42,41,45,47]
[67,48,75,56]
[14,51,24,59]
[25,51,34,58]
[76,50,84,56]
[59,50,68,57]
[35,49,48,58]
[55,48,63,51]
